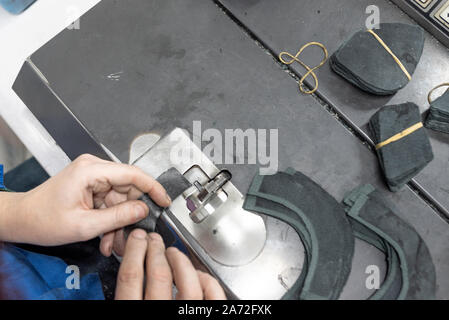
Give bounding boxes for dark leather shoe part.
[369,102,434,191]
[342,185,436,300]
[425,87,449,134]
[244,170,435,300]
[330,23,424,95]
[243,168,354,300]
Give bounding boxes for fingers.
[99,189,142,257]
[104,190,128,208]
[115,229,148,300]
[72,155,171,242]
[197,271,227,300]
[100,231,115,257]
[84,162,170,207]
[144,233,173,300]
[81,200,148,239]
[100,229,127,257]
[112,185,143,201]
[114,232,226,300]
[113,229,127,257]
[166,247,203,300]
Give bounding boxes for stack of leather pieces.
[425,88,449,134]
[330,23,425,95]
[369,102,434,192]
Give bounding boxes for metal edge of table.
[12,60,110,162]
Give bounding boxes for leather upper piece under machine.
[243,168,355,300]
[330,23,424,95]
[343,184,436,299]
[369,102,434,191]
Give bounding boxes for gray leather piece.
[12,0,449,298]
[343,185,437,299]
[245,170,402,300]
[425,90,449,134]
[244,196,311,299]
[218,0,449,216]
[330,23,424,95]
[157,167,192,200]
[369,102,434,191]
[124,168,191,238]
[243,169,354,300]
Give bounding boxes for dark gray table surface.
[219,0,449,215]
[15,0,449,298]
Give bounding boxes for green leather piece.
[344,186,402,300]
[124,168,191,244]
[349,219,402,300]
[244,170,403,300]
[342,185,437,300]
[243,171,434,299]
[369,102,434,191]
[330,23,424,95]
[425,89,449,134]
[243,169,354,300]
[244,195,311,300]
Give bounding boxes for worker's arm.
[115,229,226,300]
[0,154,170,256]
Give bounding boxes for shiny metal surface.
[187,170,232,224]
[128,132,303,299]
[132,129,267,267]
[166,213,305,300]
[130,130,305,299]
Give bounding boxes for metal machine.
[127,128,304,300]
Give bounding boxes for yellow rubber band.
[375,122,423,150]
[427,83,449,104]
[367,29,412,81]
[279,42,328,94]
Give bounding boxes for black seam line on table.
[211,0,449,222]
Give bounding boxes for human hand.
[0,154,170,252]
[115,229,226,300]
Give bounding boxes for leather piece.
[243,169,354,300]
[343,185,437,300]
[330,23,424,95]
[244,195,311,299]
[244,170,402,300]
[124,168,191,245]
[425,89,449,134]
[349,219,402,300]
[369,102,434,191]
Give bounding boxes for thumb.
[82,200,149,238]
